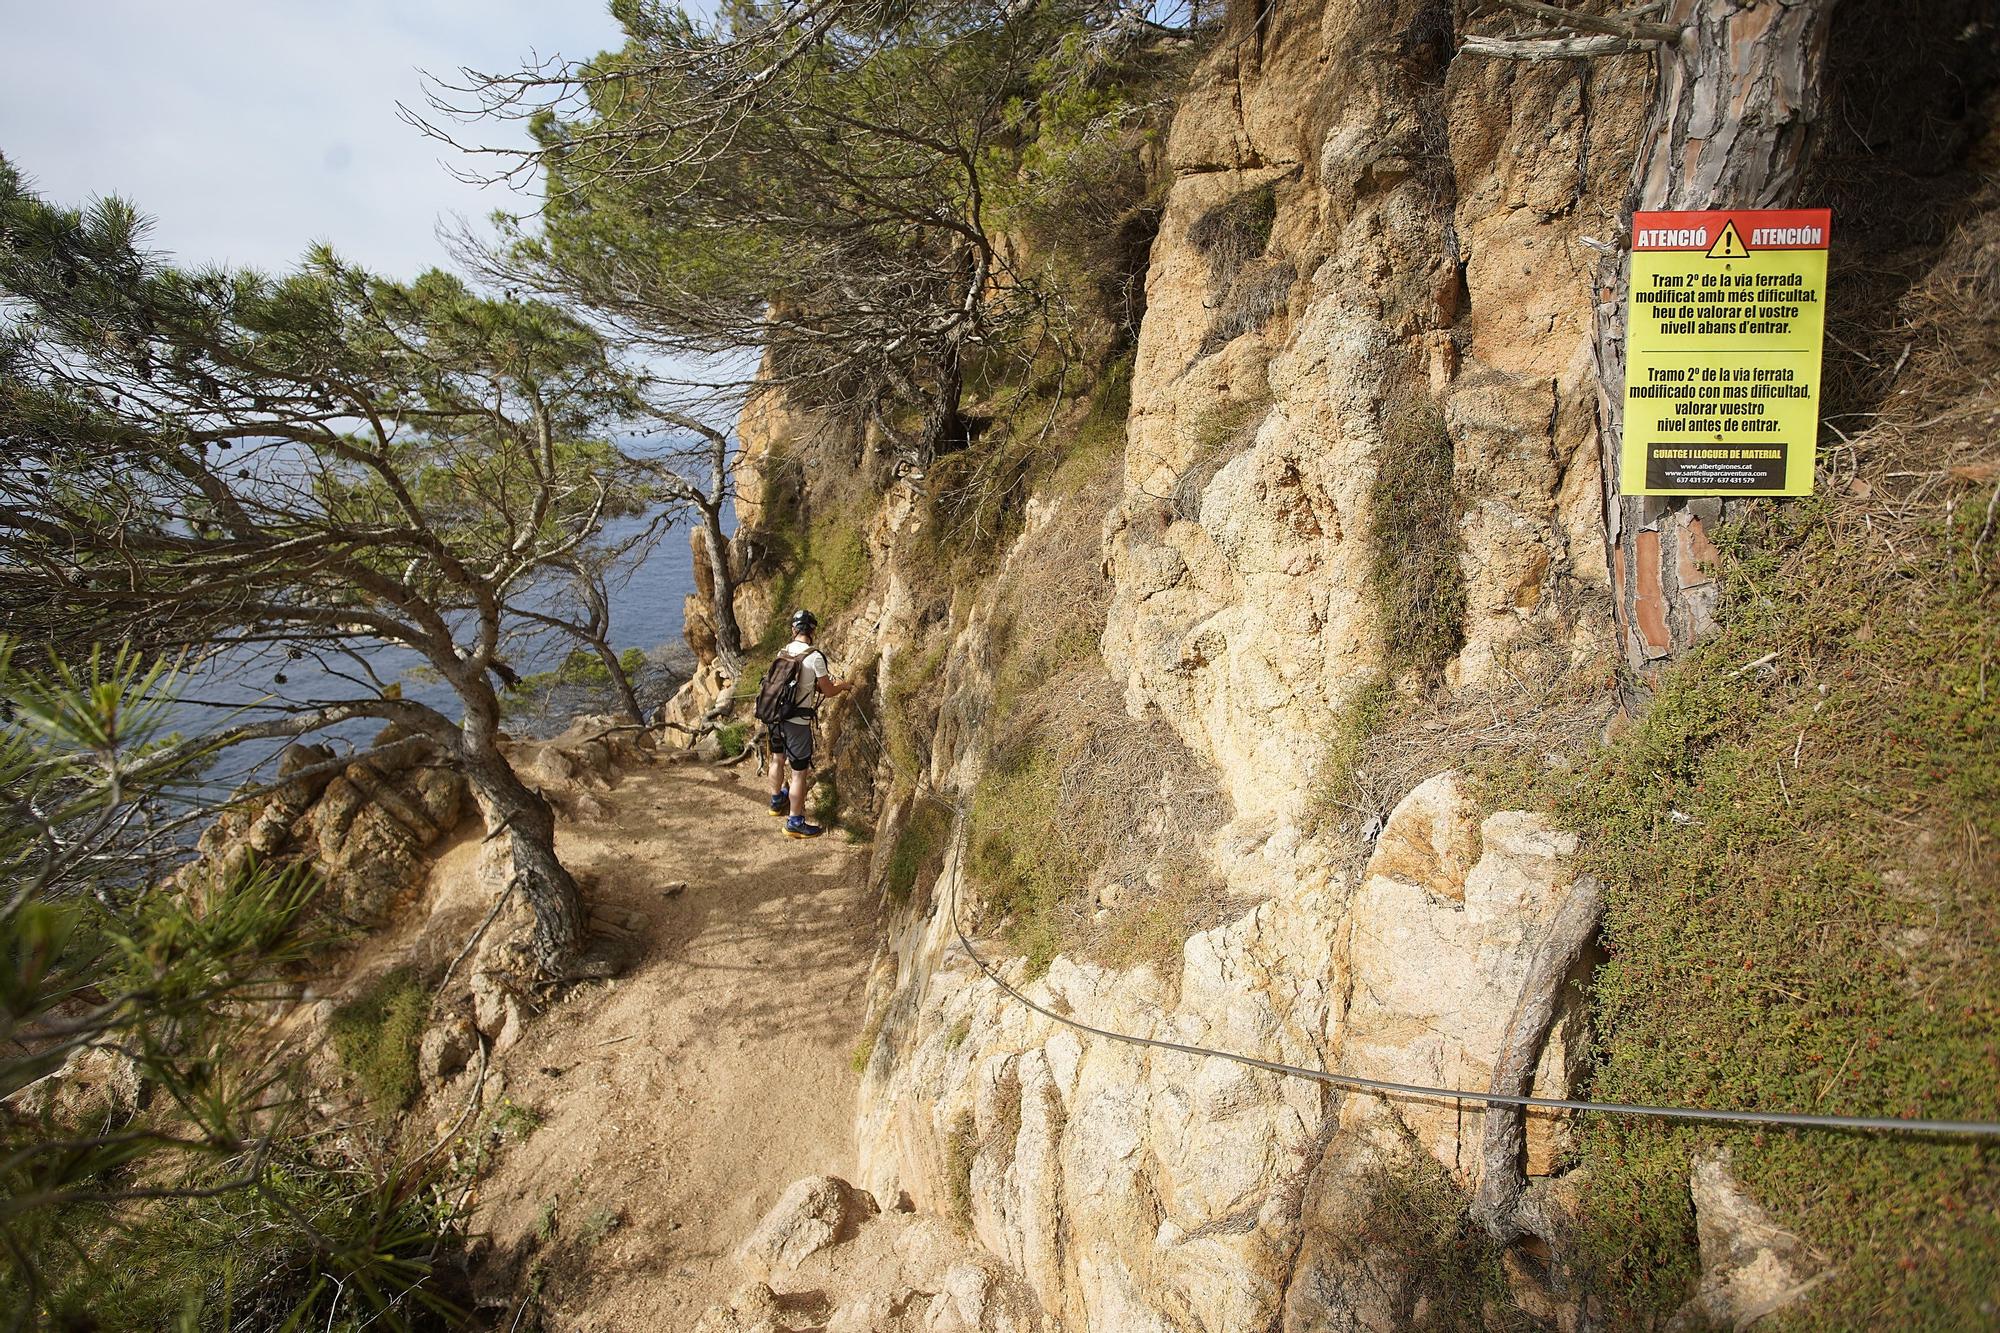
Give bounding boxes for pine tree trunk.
[456,704,585,977]
[1594,0,1839,671]
[699,504,745,667]
[919,337,965,465]
[589,636,646,725]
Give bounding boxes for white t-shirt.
[784,638,829,713]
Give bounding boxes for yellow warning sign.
[1622,208,1831,496]
[1704,220,1749,259]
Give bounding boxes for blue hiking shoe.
[785,815,824,839]
[769,791,789,817]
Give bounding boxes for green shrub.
[886,800,952,905]
[714,720,751,758]
[1369,388,1463,683]
[44,1157,455,1331]
[1486,495,2000,1328]
[328,967,428,1115]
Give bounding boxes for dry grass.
[1187,182,1277,288]
[1369,384,1465,685]
[1185,182,1295,362]
[931,363,1237,977]
[1194,257,1298,361]
[967,661,1232,979]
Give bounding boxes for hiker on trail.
[756,608,851,839]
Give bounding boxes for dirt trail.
[456,758,877,1329]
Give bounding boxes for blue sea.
[169,509,700,798]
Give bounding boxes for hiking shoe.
[768,792,789,816]
[785,816,824,839]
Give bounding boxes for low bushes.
[329,966,428,1115]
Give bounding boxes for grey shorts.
[768,718,815,771]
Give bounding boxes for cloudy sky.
[0,1,631,278]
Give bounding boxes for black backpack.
[753,647,809,728]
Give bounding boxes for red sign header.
[1632,208,1832,252]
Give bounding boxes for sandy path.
[464,758,877,1329]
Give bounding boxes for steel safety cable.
[938,858,2000,1139]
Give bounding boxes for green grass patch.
[810,774,841,827]
[1483,493,2000,1329]
[849,1004,889,1076]
[883,638,950,780]
[1369,387,1464,684]
[886,800,952,906]
[328,966,427,1116]
[1309,675,1393,837]
[968,731,1090,978]
[761,493,872,649]
[714,720,751,758]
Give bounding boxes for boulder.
[275,741,337,804]
[419,1016,479,1087]
[1341,772,1585,1179]
[7,1045,146,1124]
[1668,1151,1831,1331]
[413,766,467,833]
[569,791,614,824]
[317,803,426,928]
[470,970,528,1053]
[532,746,578,790]
[691,1282,791,1333]
[735,1175,879,1280]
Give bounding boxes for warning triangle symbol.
[1706,220,1750,259]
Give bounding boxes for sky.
[0,0,632,279]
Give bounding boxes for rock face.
[710,1,1843,1328]
[852,773,1591,1331]
[1668,1151,1831,1331]
[186,729,469,929]
[1100,0,1645,825]
[772,3,1662,1326]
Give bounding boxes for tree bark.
[1593,0,1840,672]
[587,635,647,725]
[697,500,745,667]
[1472,875,1606,1244]
[454,692,585,978]
[918,336,966,466]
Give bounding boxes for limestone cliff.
[671,7,1646,1320]
[674,2,2000,1328]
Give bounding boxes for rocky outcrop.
[699,1176,1058,1333]
[735,1174,880,1280]
[852,773,1591,1331]
[1668,1151,1832,1331]
[186,730,469,929]
[1102,1,1646,826]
